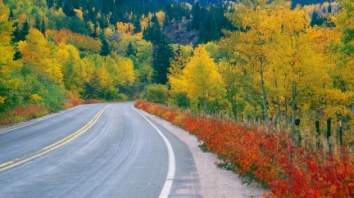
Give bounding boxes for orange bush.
[84,99,100,104]
[8,105,48,119]
[65,98,84,108]
[135,100,354,197]
[0,119,14,125]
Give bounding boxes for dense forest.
[0,0,352,143]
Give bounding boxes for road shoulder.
[139,109,266,198]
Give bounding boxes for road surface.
[0,102,200,198]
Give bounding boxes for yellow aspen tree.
[167,45,191,107]
[74,8,83,20]
[325,0,354,129]
[57,43,86,98]
[117,22,134,35]
[118,58,135,85]
[155,11,165,28]
[226,2,279,126]
[181,45,226,113]
[0,0,21,104]
[19,28,63,86]
[274,5,332,136]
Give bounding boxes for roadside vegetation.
[137,0,354,196]
[1,0,354,195]
[136,100,354,197]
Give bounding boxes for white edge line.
[132,106,176,198]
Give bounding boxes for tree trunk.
[203,97,207,114]
[259,69,269,128]
[291,82,296,140]
[285,97,288,131]
[273,72,282,132]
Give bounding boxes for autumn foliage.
[0,105,49,125]
[136,100,354,197]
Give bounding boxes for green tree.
[144,84,169,104]
[126,41,136,57]
[100,38,111,57]
[152,35,174,84]
[0,0,21,110]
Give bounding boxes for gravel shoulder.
[139,109,267,198]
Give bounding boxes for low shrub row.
[0,99,102,127]
[0,105,49,125]
[135,100,354,197]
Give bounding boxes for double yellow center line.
[0,105,109,172]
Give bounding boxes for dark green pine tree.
[19,20,30,41]
[143,15,162,45]
[197,24,209,44]
[133,18,141,34]
[210,18,220,41]
[152,35,174,84]
[191,2,201,30]
[100,38,111,57]
[35,17,41,30]
[310,11,324,27]
[8,9,14,21]
[40,18,46,35]
[11,21,23,60]
[11,22,20,43]
[126,42,137,57]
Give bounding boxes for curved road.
[0,102,201,198]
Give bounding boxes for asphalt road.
[0,102,201,198]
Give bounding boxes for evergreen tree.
[11,22,20,43]
[143,18,162,45]
[310,11,324,27]
[133,18,141,34]
[210,18,220,41]
[198,24,209,44]
[126,42,137,57]
[19,20,30,41]
[100,38,111,56]
[35,17,41,30]
[40,18,46,35]
[152,35,174,84]
[191,2,201,30]
[8,9,14,21]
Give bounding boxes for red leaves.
[0,105,49,126]
[136,100,354,197]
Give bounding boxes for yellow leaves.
[29,94,42,103]
[96,67,110,89]
[0,0,9,23]
[180,45,226,102]
[117,58,135,85]
[140,14,150,30]
[155,11,165,27]
[335,0,354,30]
[0,3,21,93]
[19,29,50,68]
[19,29,65,87]
[0,96,5,104]
[168,44,226,107]
[74,8,83,20]
[117,22,134,35]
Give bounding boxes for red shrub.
[0,119,14,125]
[84,99,100,104]
[65,98,84,108]
[135,100,354,197]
